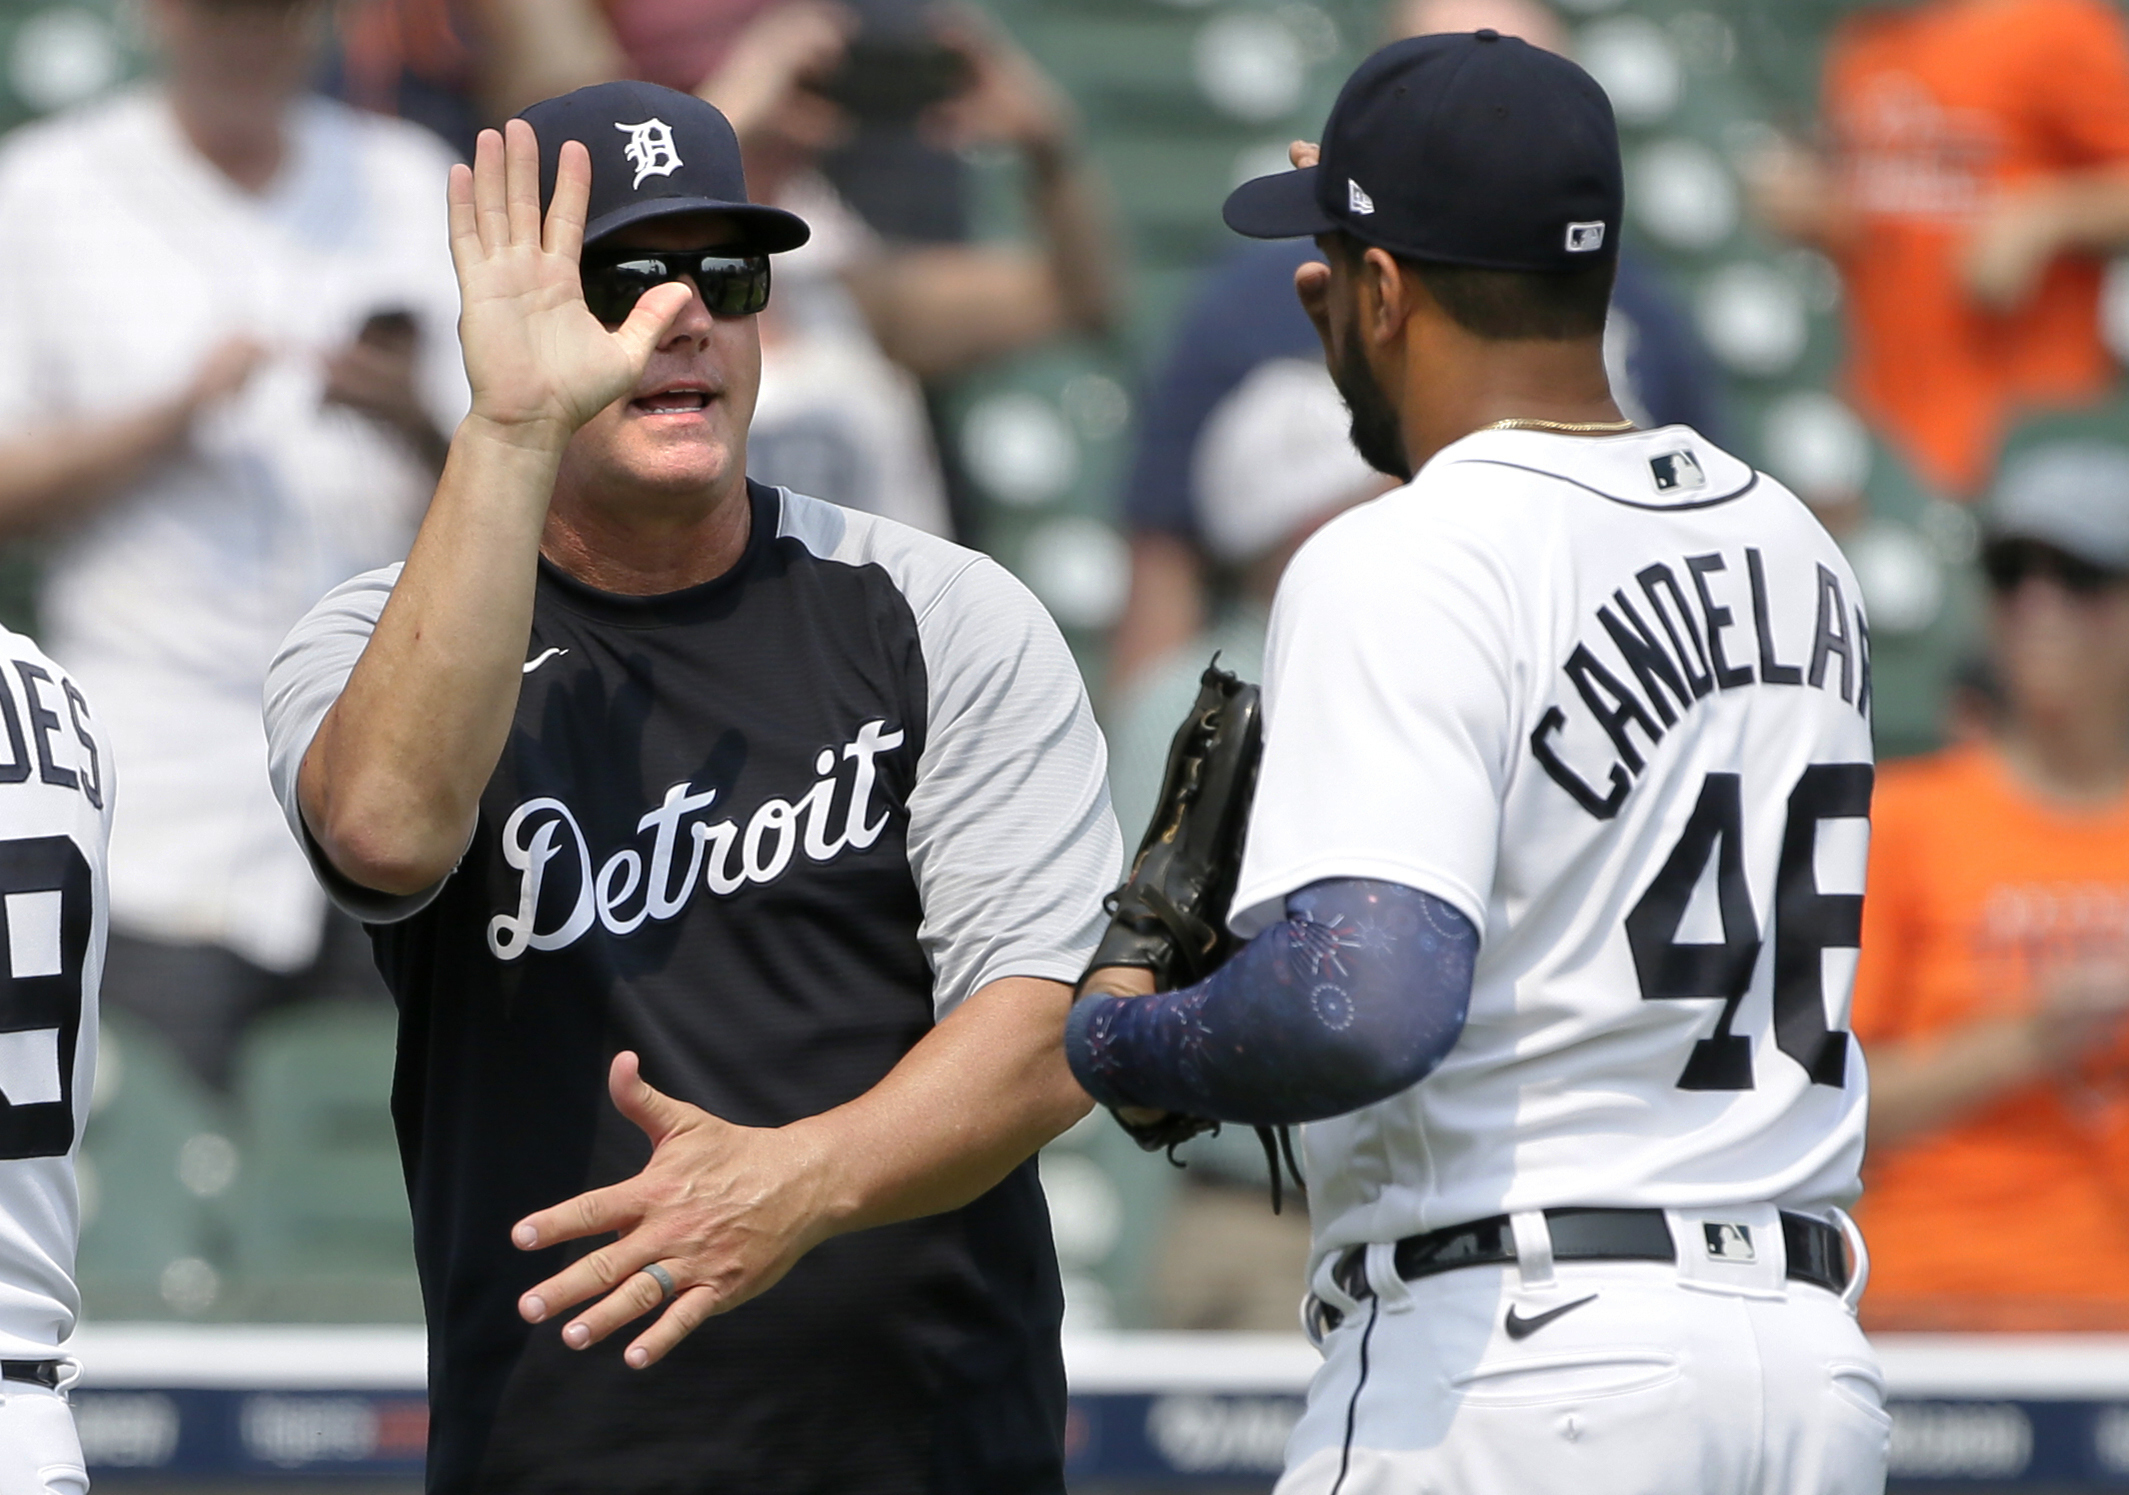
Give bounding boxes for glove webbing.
[1253,1124,1308,1215]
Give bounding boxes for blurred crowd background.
[6,0,2129,1344]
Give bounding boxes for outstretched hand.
[510,1052,839,1369]
[448,121,693,446]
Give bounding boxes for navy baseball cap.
[518,81,810,254]
[1223,31,1621,273]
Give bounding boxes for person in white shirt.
[1070,33,1886,1495]
[0,0,465,1090]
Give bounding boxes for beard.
[1328,329,1411,483]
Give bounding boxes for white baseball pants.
[1277,1205,1888,1495]
[0,1372,87,1495]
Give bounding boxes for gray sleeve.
[262,564,446,924]
[905,557,1123,1019]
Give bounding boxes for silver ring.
[639,1261,677,1304]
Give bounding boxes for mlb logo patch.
[1703,1222,1756,1263]
[1650,450,1706,492]
[1348,179,1376,216]
[1565,220,1606,253]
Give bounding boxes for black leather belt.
[1326,1207,1849,1318]
[1,1359,62,1389]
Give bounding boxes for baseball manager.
[264,83,1118,1492]
[1070,33,1886,1495]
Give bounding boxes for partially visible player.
[1069,32,1886,1494]
[0,634,111,1495]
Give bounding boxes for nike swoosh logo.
[1503,1294,1598,1341]
[523,648,568,675]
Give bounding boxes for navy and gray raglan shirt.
[262,481,1122,1495]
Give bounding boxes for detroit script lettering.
[488,719,904,959]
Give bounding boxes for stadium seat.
[226,1002,421,1322]
[75,1013,228,1320]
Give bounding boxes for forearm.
[1865,1016,2050,1149]
[470,0,625,122]
[1025,138,1120,341]
[796,976,1090,1233]
[0,400,192,538]
[300,417,563,892]
[1107,533,1205,699]
[1068,879,1476,1126]
[851,150,1118,379]
[2024,169,2129,254]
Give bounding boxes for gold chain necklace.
[1478,416,1638,434]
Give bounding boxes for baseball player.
[262,82,1119,1492]
[0,635,111,1495]
[1069,33,1886,1495]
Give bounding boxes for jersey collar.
[537,480,780,628]
[1428,424,1757,511]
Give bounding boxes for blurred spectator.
[696,2,1119,532]
[328,0,972,244]
[0,0,466,1089]
[1854,441,2129,1330]
[1753,0,2129,500]
[1107,0,1725,691]
[1109,359,1390,1331]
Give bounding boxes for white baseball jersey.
[1231,425,1871,1276]
[0,629,111,1360]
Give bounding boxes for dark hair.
[1331,233,1614,340]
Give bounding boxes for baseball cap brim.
[586,197,811,255]
[1223,166,1338,240]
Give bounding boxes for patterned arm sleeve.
[1066,877,1476,1126]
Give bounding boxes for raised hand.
[448,120,693,446]
[510,1051,837,1368]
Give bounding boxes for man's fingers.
[447,162,479,272]
[539,1257,681,1346]
[504,118,543,245]
[623,1286,723,1368]
[609,1049,697,1146]
[471,128,509,251]
[607,284,694,371]
[546,140,591,262]
[1289,139,1321,169]
[516,1228,662,1323]
[512,1177,637,1252]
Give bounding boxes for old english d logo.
[615,118,682,190]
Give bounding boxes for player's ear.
[1356,244,1412,349]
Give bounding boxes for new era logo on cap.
[1565,220,1606,253]
[1348,179,1375,216]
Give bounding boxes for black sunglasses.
[1982,538,2126,596]
[579,250,771,325]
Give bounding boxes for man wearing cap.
[1069,32,1887,1492]
[1855,441,2129,1334]
[262,83,1119,1492]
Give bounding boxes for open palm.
[448,120,692,441]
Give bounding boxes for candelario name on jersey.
[487,718,905,959]
[1532,545,1867,820]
